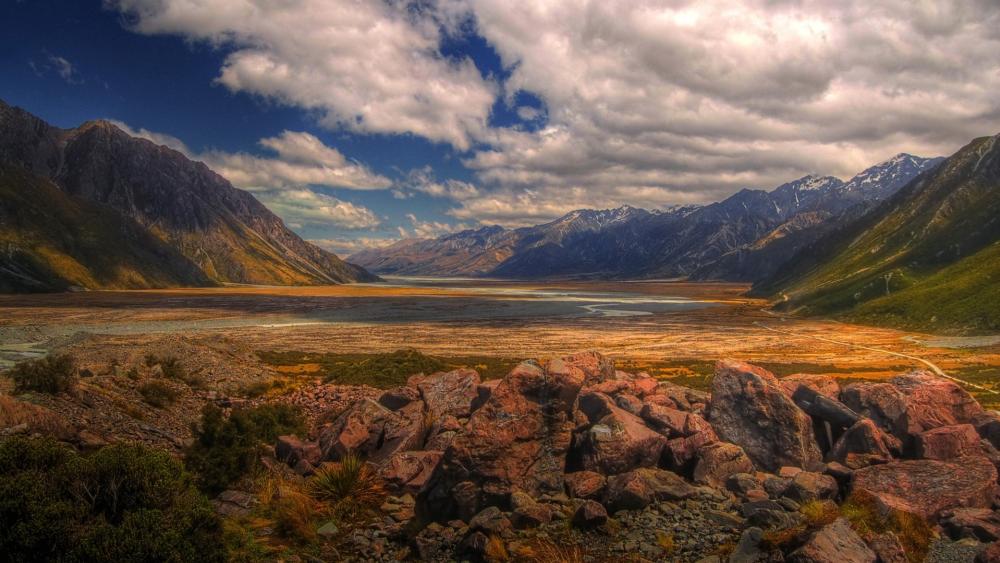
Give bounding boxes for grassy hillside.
[0,167,210,291]
[760,134,1000,333]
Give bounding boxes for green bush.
[139,380,179,408]
[0,436,225,562]
[7,354,78,394]
[185,403,305,494]
[145,354,205,389]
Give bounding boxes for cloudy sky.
[2,0,1000,255]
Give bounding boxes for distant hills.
[351,154,944,283]
[0,100,377,292]
[754,133,1000,333]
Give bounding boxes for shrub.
[6,354,78,394]
[185,403,305,494]
[0,436,225,562]
[840,492,933,563]
[146,354,205,389]
[308,453,386,517]
[139,380,179,408]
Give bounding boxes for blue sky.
[2,0,998,256]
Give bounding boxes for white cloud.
[109,0,497,150]
[309,236,400,256]
[257,189,381,230]
[399,213,470,239]
[109,120,193,155]
[402,166,480,200]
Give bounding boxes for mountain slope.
[349,226,518,277]
[757,134,1000,333]
[0,100,377,290]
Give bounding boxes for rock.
[976,541,1000,563]
[425,358,584,518]
[76,429,107,450]
[450,481,480,522]
[572,499,608,529]
[318,399,424,463]
[786,471,838,503]
[788,518,876,563]
[792,385,861,429]
[564,471,606,500]
[780,374,841,400]
[275,435,322,467]
[293,459,316,476]
[828,419,899,468]
[916,424,982,460]
[468,506,511,535]
[728,527,764,563]
[317,521,339,539]
[942,508,1000,542]
[851,456,998,521]
[614,393,644,415]
[377,386,421,410]
[708,361,823,471]
[510,491,552,528]
[693,442,755,487]
[663,428,718,472]
[762,474,791,498]
[741,500,805,531]
[603,468,696,512]
[471,380,500,412]
[558,351,617,386]
[213,490,257,517]
[459,531,489,558]
[973,411,1000,450]
[575,392,668,474]
[382,451,442,494]
[726,473,763,497]
[779,466,803,479]
[865,533,907,563]
[410,368,481,420]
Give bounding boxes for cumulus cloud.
[29,54,84,84]
[111,0,1000,227]
[309,237,400,256]
[258,189,381,230]
[401,166,480,200]
[109,0,497,150]
[398,213,470,239]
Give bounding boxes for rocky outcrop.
[828,419,899,468]
[318,398,424,463]
[789,518,876,563]
[708,361,823,471]
[851,456,998,521]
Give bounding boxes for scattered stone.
[572,500,608,529]
[382,450,442,494]
[828,419,899,468]
[275,435,321,467]
[468,506,511,536]
[865,532,907,563]
[575,394,669,474]
[708,360,823,471]
[316,521,339,539]
[318,398,423,463]
[409,368,481,420]
[213,490,257,517]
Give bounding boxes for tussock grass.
[0,394,75,438]
[138,380,179,408]
[840,492,933,563]
[308,453,386,519]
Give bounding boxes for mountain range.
[0,100,377,291]
[351,154,945,282]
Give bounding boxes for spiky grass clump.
[520,538,585,563]
[308,453,386,518]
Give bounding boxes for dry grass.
[521,538,586,563]
[655,531,675,556]
[0,395,75,439]
[800,500,840,527]
[308,454,386,519]
[252,471,328,545]
[840,492,933,563]
[485,535,509,562]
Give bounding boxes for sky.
[2,0,1000,256]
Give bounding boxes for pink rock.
[829,419,899,468]
[318,398,424,463]
[575,392,668,475]
[382,450,443,494]
[692,442,755,487]
[410,368,481,420]
[788,518,875,563]
[564,471,607,500]
[916,424,982,460]
[780,373,840,400]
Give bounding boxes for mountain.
[755,134,1000,333]
[0,100,377,291]
[352,154,941,281]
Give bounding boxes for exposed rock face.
[916,424,982,460]
[708,361,823,471]
[574,392,668,474]
[828,419,899,468]
[409,368,481,420]
[789,518,876,563]
[383,451,442,494]
[564,471,607,500]
[780,374,841,400]
[275,435,321,467]
[851,456,998,520]
[572,500,608,529]
[318,399,424,463]
[692,442,755,487]
[424,359,583,517]
[603,468,696,512]
[942,508,1000,542]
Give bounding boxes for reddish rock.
[973,411,1000,450]
[851,456,998,521]
[788,518,876,563]
[603,467,696,512]
[829,419,899,468]
[786,471,838,503]
[318,398,424,463]
[471,380,500,412]
[409,368,481,420]
[640,403,690,437]
[840,383,910,439]
[564,471,606,500]
[865,533,907,563]
[663,430,716,471]
[692,442,755,488]
[382,450,442,494]
[510,491,552,529]
[275,435,321,466]
[976,541,1000,563]
[425,358,584,517]
[572,499,608,529]
[942,508,1000,542]
[632,374,659,397]
[613,393,644,415]
[378,386,421,410]
[916,424,982,460]
[556,351,617,386]
[708,360,823,471]
[575,392,668,475]
[780,374,841,400]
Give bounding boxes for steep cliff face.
[0,100,377,291]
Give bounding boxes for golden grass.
[485,535,509,562]
[0,395,75,439]
[521,538,586,563]
[840,492,933,563]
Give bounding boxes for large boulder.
[828,419,899,468]
[409,368,481,420]
[780,374,841,400]
[422,357,585,518]
[382,450,442,494]
[788,518,876,563]
[603,467,697,512]
[318,398,424,463]
[692,442,755,488]
[707,361,823,471]
[275,435,321,467]
[574,392,668,474]
[851,456,998,521]
[941,508,1000,542]
[564,471,606,500]
[915,424,982,460]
